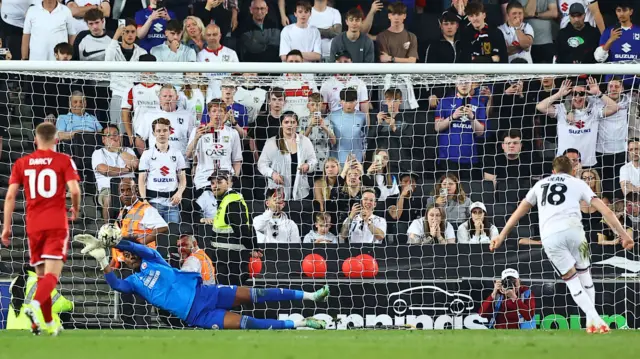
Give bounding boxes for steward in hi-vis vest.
[178,234,216,285]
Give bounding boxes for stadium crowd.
[0,0,640,254]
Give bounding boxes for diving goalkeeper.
[75,234,328,330]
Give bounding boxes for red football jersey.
[9,149,80,232]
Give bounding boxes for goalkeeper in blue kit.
[75,234,328,330]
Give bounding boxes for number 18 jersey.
[9,149,80,232]
[524,173,596,239]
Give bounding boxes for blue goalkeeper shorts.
[185,284,238,329]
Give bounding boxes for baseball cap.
[569,3,585,15]
[335,51,352,61]
[501,268,519,280]
[207,169,232,181]
[469,201,487,213]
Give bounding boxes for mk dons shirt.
[189,125,242,189]
[272,74,319,119]
[139,145,187,206]
[122,83,161,137]
[235,86,267,124]
[498,22,535,64]
[554,101,601,167]
[320,75,369,112]
[138,108,195,157]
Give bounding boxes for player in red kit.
[1,123,81,336]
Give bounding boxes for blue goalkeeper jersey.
[599,25,640,62]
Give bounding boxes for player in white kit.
[490,156,634,334]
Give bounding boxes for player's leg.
[24,232,46,335]
[231,285,330,307]
[222,311,326,330]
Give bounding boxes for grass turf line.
[0,330,638,359]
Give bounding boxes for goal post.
[0,62,639,330]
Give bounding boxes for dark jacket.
[235,17,281,63]
[555,24,600,64]
[193,2,232,39]
[459,24,508,63]
[425,38,464,63]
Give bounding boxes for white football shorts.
[541,227,590,276]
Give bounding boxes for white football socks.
[303,292,315,301]
[578,269,596,305]
[565,275,600,325]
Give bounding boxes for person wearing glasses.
[340,188,386,244]
[536,77,620,169]
[254,188,301,243]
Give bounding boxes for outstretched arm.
[490,201,533,251]
[115,239,159,261]
[104,265,134,294]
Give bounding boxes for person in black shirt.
[250,87,285,153]
[459,1,507,63]
[483,129,543,185]
[555,3,600,64]
[425,11,463,63]
[597,199,635,245]
[445,0,470,28]
[579,168,608,243]
[386,172,424,241]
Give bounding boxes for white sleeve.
[121,88,133,109]
[138,151,150,171]
[141,206,169,229]
[320,81,330,103]
[358,82,369,102]
[289,221,301,243]
[253,211,273,234]
[137,113,151,140]
[445,222,456,241]
[456,223,470,243]
[279,26,291,56]
[231,131,243,163]
[257,139,276,178]
[620,165,630,184]
[181,256,202,273]
[524,185,538,206]
[407,219,423,236]
[176,153,187,170]
[581,181,598,204]
[91,149,104,171]
[524,23,534,38]
[302,136,318,170]
[303,232,314,243]
[375,217,387,241]
[311,28,322,54]
[65,8,77,35]
[490,225,500,239]
[231,50,239,62]
[23,8,33,34]
[331,8,341,25]
[553,103,564,119]
[594,46,609,63]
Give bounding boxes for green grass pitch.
[1,330,639,359]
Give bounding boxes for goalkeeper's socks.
[577,268,596,304]
[250,288,303,303]
[565,275,600,320]
[240,315,295,330]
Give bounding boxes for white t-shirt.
[139,146,187,206]
[179,88,207,127]
[23,3,77,61]
[320,76,369,112]
[190,125,243,189]
[595,94,629,154]
[456,221,500,244]
[196,46,239,100]
[65,0,104,33]
[279,23,322,58]
[91,147,136,190]
[620,162,640,188]
[196,190,217,219]
[272,74,319,119]
[308,6,342,59]
[407,219,456,242]
[254,211,301,244]
[343,214,387,244]
[121,83,161,137]
[1,0,38,28]
[138,108,195,157]
[235,86,267,124]
[559,0,597,29]
[554,102,601,166]
[498,22,535,64]
[524,173,596,239]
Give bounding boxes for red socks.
[34,273,58,323]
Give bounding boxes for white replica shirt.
[190,125,243,189]
[138,108,195,157]
[279,23,322,58]
[139,146,186,206]
[197,46,239,99]
[1,0,38,28]
[620,162,640,188]
[179,88,207,127]
[235,86,267,124]
[524,173,596,239]
[407,219,455,241]
[122,83,161,137]
[320,76,369,112]
[272,74,319,119]
[65,0,104,33]
[196,190,217,219]
[498,22,535,64]
[254,211,301,244]
[23,3,77,61]
[559,0,597,29]
[595,94,629,154]
[308,6,342,59]
[344,214,387,244]
[554,101,601,166]
[91,147,136,190]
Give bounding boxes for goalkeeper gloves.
[74,234,110,270]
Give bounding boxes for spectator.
[254,188,301,243]
[329,7,374,63]
[563,148,583,177]
[235,73,268,125]
[91,125,138,221]
[579,168,606,242]
[426,173,471,228]
[483,129,543,185]
[335,163,378,228]
[511,0,558,63]
[339,188,386,244]
[320,52,369,113]
[620,138,640,195]
[106,19,147,133]
[236,0,281,63]
[407,206,456,244]
[22,0,77,61]
[308,0,341,61]
[536,78,620,168]
[178,73,208,124]
[363,148,399,202]
[257,111,317,201]
[135,0,175,52]
[532,77,560,153]
[313,157,343,216]
[597,199,633,245]
[55,91,103,141]
[54,42,74,61]
[303,212,338,244]
[300,92,336,172]
[446,0,470,27]
[387,172,424,237]
[498,1,534,64]
[456,201,499,244]
[327,88,367,166]
[279,1,321,62]
[434,80,487,179]
[373,88,412,174]
[112,0,143,21]
[150,19,196,62]
[219,80,249,138]
[555,3,600,64]
[197,24,239,100]
[177,234,216,285]
[0,0,35,58]
[425,11,462,63]
[376,2,418,64]
[182,16,207,53]
[277,0,297,27]
[479,268,535,329]
[272,50,319,118]
[193,0,232,41]
[559,0,605,33]
[252,87,285,152]
[459,1,507,63]
[138,118,188,223]
[73,8,112,61]
[66,0,111,34]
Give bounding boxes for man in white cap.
[478,268,535,329]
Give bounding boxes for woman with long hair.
[257,111,317,200]
[579,169,609,242]
[456,202,499,244]
[182,16,207,52]
[313,157,343,213]
[426,173,471,227]
[407,206,456,244]
[363,148,399,201]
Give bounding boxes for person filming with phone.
[135,0,175,52]
[479,268,536,329]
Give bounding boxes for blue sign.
[0,280,11,329]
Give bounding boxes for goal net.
[0,63,639,330]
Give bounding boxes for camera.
[501,277,516,290]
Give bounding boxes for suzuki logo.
[622,43,632,53]
[153,23,164,33]
[561,2,568,12]
[160,166,170,176]
[170,127,175,134]
[574,120,585,129]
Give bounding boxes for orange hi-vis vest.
[112,200,156,268]
[190,249,216,285]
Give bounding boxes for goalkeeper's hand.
[74,234,110,270]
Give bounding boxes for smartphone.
[314,111,321,118]
[614,22,622,31]
[0,48,8,56]
[118,19,126,27]
[156,0,165,10]
[374,154,383,165]
[439,188,448,197]
[381,104,389,113]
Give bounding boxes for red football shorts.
[27,229,70,266]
